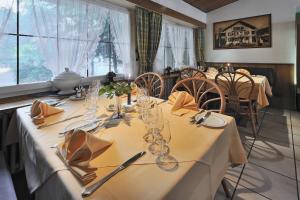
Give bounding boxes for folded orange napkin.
[168,91,198,116]
[57,129,113,185]
[30,100,64,125]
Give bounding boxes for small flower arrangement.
[98,82,132,98]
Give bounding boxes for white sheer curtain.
[0,0,14,40]
[110,9,131,75]
[58,0,105,76]
[186,28,195,66]
[32,0,59,75]
[153,20,165,73]
[33,0,106,76]
[154,19,196,71]
[166,22,186,69]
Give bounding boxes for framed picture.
[213,14,272,49]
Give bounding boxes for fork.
[190,110,205,124]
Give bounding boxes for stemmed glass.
[155,120,177,169]
[146,105,164,154]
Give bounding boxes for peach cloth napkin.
[168,91,198,116]
[30,100,64,125]
[57,129,112,185]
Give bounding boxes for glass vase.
[115,95,122,119]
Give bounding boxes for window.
[0,0,131,87]
[154,20,195,73]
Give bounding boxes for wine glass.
[156,120,178,170]
[146,105,164,154]
[136,88,150,118]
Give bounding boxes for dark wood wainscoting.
[206,62,296,109]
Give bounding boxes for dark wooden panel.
[126,0,206,28]
[183,0,238,12]
[206,62,296,109]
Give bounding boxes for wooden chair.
[180,67,207,80]
[236,68,251,76]
[171,77,225,114]
[134,72,165,98]
[215,71,257,137]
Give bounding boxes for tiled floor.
[215,108,300,200]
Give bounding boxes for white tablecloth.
[17,97,247,200]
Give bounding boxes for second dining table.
[16,96,247,200]
[205,70,273,108]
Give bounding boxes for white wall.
[205,0,300,64]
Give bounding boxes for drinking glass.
[146,105,164,154]
[156,120,177,169]
[136,88,150,118]
[156,120,171,156]
[84,86,98,122]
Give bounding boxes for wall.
[205,0,300,65]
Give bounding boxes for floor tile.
[260,120,292,135]
[259,128,293,145]
[292,125,300,136]
[263,113,291,126]
[225,165,243,183]
[233,184,269,200]
[265,108,290,117]
[293,134,300,146]
[239,163,298,200]
[251,137,294,159]
[295,145,300,161]
[214,179,237,200]
[291,111,300,127]
[249,138,296,178]
[296,160,300,181]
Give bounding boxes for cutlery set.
[37,114,84,129]
[190,111,212,126]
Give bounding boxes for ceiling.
[183,0,239,12]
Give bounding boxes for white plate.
[64,120,102,132]
[195,112,227,128]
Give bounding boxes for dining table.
[204,70,273,108]
[16,96,247,200]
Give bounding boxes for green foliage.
[99,82,132,98]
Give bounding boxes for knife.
[37,114,83,129]
[81,151,146,198]
[58,119,102,136]
[196,111,211,125]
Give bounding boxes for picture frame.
[213,14,272,49]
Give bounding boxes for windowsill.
[0,75,118,99]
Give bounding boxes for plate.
[69,95,85,101]
[195,112,227,128]
[64,119,102,133]
[43,99,59,106]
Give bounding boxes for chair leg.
[221,179,231,198]
[249,104,257,137]
[253,102,259,124]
